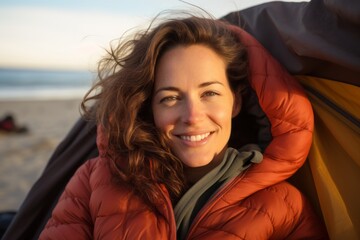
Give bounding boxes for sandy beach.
[0,98,83,211]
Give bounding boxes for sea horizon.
[0,67,96,101]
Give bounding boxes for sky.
[0,0,308,71]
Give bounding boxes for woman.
[40,15,328,239]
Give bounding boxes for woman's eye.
[202,91,219,97]
[160,95,179,104]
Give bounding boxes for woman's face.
[152,44,240,167]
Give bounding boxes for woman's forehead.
[154,44,228,87]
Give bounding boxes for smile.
[179,132,211,142]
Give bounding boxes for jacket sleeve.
[227,26,314,200]
[270,182,329,240]
[260,182,328,239]
[39,159,95,239]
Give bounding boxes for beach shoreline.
[0,98,83,211]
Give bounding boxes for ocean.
[0,68,96,101]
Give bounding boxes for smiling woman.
[152,45,240,168]
[38,14,328,240]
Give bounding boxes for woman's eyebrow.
[154,81,224,95]
[199,81,224,88]
[154,86,179,95]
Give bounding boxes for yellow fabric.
[296,76,360,240]
[298,76,360,120]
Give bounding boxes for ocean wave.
[0,87,90,101]
[0,68,94,101]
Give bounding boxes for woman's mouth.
[178,132,211,142]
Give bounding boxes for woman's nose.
[181,98,204,125]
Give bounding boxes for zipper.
[158,184,177,240]
[185,168,250,239]
[303,84,360,129]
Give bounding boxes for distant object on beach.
[0,114,28,134]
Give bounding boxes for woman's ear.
[232,91,242,118]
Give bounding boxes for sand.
[0,99,83,211]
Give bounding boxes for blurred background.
[0,0,296,71]
[0,0,308,99]
[0,0,307,211]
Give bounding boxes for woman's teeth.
[180,132,210,142]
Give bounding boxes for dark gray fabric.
[222,0,360,86]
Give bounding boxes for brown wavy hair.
[81,14,248,208]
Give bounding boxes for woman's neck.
[183,156,223,187]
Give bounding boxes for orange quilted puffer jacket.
[39,26,328,239]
